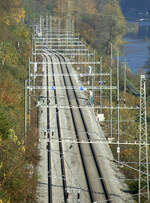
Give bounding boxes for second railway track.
[45,50,111,202]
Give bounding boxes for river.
[122,21,150,74]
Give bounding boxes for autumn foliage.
[0,0,38,202]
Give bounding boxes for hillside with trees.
[22,0,126,55]
[0,0,39,202]
[50,0,126,55]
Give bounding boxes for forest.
[0,0,39,202]
[24,0,126,55]
[0,0,149,202]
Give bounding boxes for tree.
[96,0,126,55]
[52,0,68,18]
[0,0,25,25]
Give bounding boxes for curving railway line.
[45,55,52,203]
[50,53,68,202]
[43,50,111,202]
[43,53,68,203]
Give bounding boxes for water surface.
[122,21,150,74]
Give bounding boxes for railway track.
[50,54,68,202]
[44,50,111,202]
[44,53,68,203]
[45,55,52,203]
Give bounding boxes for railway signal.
[90,91,93,105]
[88,66,92,74]
[17,41,20,48]
[79,86,84,91]
[51,86,55,90]
[99,80,103,85]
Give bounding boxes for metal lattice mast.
[28,58,31,124]
[117,52,120,162]
[46,15,49,44]
[66,0,71,49]
[72,20,74,35]
[50,16,52,32]
[58,19,61,37]
[124,58,127,94]
[110,67,113,138]
[24,80,27,142]
[110,43,113,138]
[139,75,149,202]
[93,50,96,99]
[99,57,102,113]
[40,16,42,34]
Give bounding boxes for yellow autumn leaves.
[0,0,25,25]
[3,8,25,25]
[0,129,25,153]
[7,129,25,153]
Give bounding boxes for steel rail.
[44,55,52,203]
[47,53,68,202]
[50,50,111,202]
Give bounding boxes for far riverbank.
[122,21,150,74]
